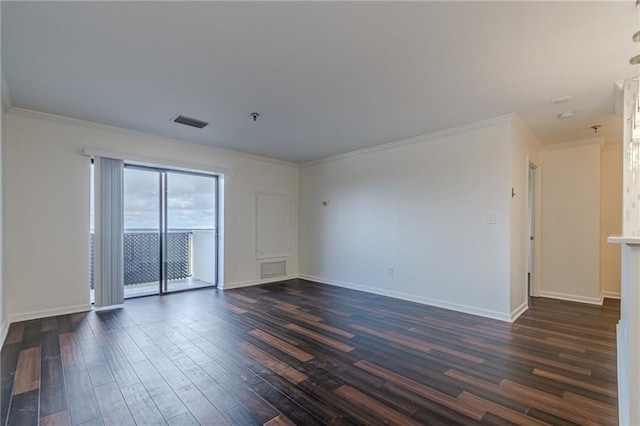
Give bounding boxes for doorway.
[527,162,538,299]
[123,165,218,298]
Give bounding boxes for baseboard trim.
[299,274,513,322]
[93,304,124,312]
[538,291,603,305]
[602,291,621,300]
[8,304,92,324]
[510,302,529,322]
[222,275,299,290]
[0,317,9,347]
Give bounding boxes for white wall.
[299,118,514,321]
[600,145,622,298]
[4,110,299,322]
[0,77,6,343]
[509,119,541,316]
[192,230,216,284]
[539,140,601,304]
[0,6,7,344]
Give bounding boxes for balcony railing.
[89,231,192,289]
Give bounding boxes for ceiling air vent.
[173,115,209,129]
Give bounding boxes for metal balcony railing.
[89,231,192,289]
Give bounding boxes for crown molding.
[302,114,517,167]
[7,107,299,169]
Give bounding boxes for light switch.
[488,212,497,225]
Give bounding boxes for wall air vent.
[174,115,209,129]
[260,261,286,279]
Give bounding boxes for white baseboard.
[7,303,92,324]
[510,302,528,322]
[538,290,603,305]
[222,274,298,290]
[299,274,513,322]
[93,304,124,312]
[602,291,621,300]
[0,317,9,347]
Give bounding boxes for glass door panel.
[164,171,217,293]
[123,167,161,298]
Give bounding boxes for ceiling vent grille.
[174,115,209,129]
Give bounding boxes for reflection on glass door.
[123,167,161,298]
[123,165,217,299]
[164,171,217,293]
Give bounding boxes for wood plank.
[76,419,103,426]
[12,347,41,395]
[21,320,42,349]
[263,414,297,426]
[288,316,355,339]
[245,375,323,426]
[227,293,258,304]
[40,410,71,426]
[403,329,484,363]
[248,329,314,362]
[238,341,308,384]
[129,360,188,420]
[1,343,21,425]
[79,417,104,426]
[120,382,167,426]
[222,405,261,426]
[4,323,25,345]
[166,412,199,426]
[93,382,136,426]
[6,389,39,426]
[171,356,240,413]
[64,364,100,426]
[355,360,485,421]
[274,304,323,322]
[284,324,354,352]
[111,330,147,365]
[40,332,68,417]
[223,302,247,315]
[213,373,280,424]
[41,317,59,332]
[462,337,592,376]
[173,383,230,426]
[100,344,139,388]
[456,391,549,425]
[562,391,618,418]
[532,368,617,398]
[59,333,84,367]
[334,385,423,426]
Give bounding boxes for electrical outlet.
[387,267,394,276]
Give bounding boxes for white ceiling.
[2,1,638,163]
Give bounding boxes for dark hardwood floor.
[1,279,619,425]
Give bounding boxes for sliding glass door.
[123,167,162,298]
[123,165,217,299]
[164,171,217,293]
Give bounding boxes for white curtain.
[94,157,124,307]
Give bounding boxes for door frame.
[124,163,220,297]
[527,160,540,299]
